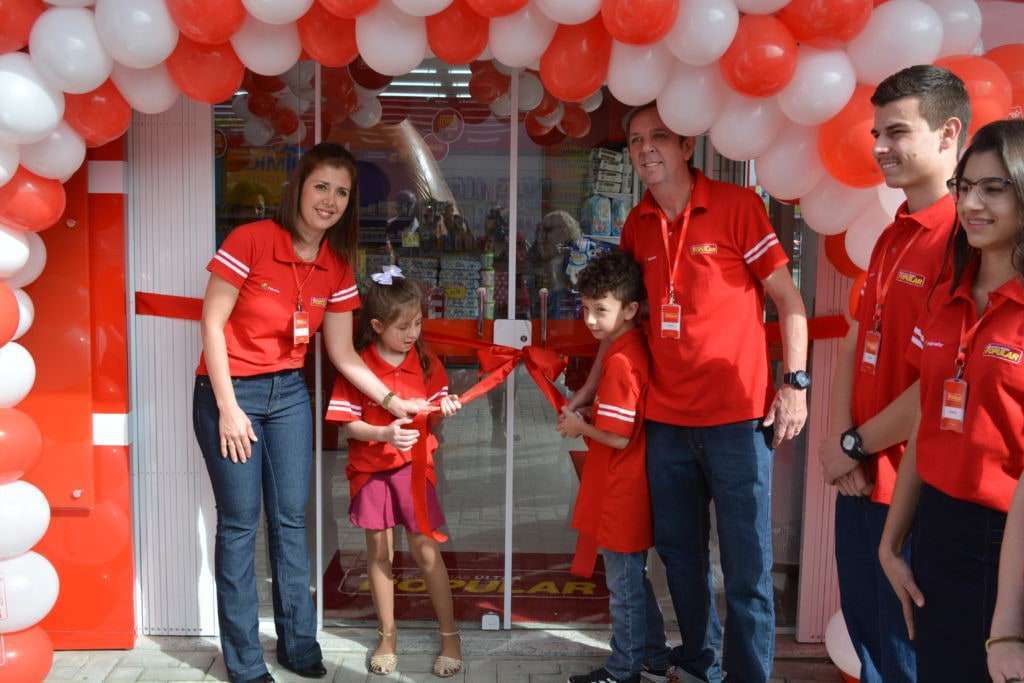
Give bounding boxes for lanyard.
[872,223,923,330]
[291,262,316,311]
[953,296,1007,379]
[657,200,693,304]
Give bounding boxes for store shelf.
[587,234,621,245]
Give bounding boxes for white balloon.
[489,4,557,69]
[800,175,876,235]
[110,62,180,115]
[356,1,428,77]
[709,93,785,161]
[0,225,30,279]
[393,0,453,15]
[231,93,253,120]
[777,47,856,127]
[825,612,862,678]
[845,199,893,270]
[0,552,59,633]
[277,89,314,115]
[0,53,65,146]
[535,0,600,24]
[755,126,826,201]
[350,97,383,128]
[580,89,603,113]
[607,41,675,107]
[0,342,36,408]
[243,117,274,146]
[12,289,34,341]
[231,16,302,76]
[242,0,314,24]
[0,143,17,188]
[479,45,493,61]
[535,101,564,127]
[29,7,113,94]
[518,72,544,111]
[493,61,521,76]
[927,0,982,57]
[281,61,315,98]
[657,62,728,136]
[979,1,1024,51]
[0,482,50,560]
[735,0,788,13]
[490,93,512,118]
[45,0,94,5]
[847,0,944,85]
[94,0,179,69]
[665,0,739,66]
[878,183,906,217]
[5,232,47,290]
[19,122,86,182]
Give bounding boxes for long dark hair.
[946,119,1024,295]
[275,142,359,263]
[354,275,434,377]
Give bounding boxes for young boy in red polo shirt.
[557,252,670,683]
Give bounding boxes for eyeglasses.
[946,176,1016,203]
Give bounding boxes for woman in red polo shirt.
[192,143,425,683]
[879,120,1024,682]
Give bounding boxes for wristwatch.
[840,427,870,462]
[783,371,811,390]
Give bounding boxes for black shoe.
[568,668,641,683]
[241,674,274,683]
[278,660,327,679]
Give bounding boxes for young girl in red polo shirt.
[880,120,1024,682]
[325,269,463,678]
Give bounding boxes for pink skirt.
[349,462,447,534]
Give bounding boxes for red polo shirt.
[908,264,1024,513]
[326,344,448,498]
[197,220,360,376]
[620,171,789,426]
[851,195,957,505]
[571,327,653,576]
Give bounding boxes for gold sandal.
[433,630,462,678]
[368,629,397,675]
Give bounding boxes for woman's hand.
[439,394,462,417]
[557,406,586,438]
[219,404,258,463]
[879,545,925,640]
[388,396,429,418]
[989,640,1024,683]
[382,417,420,451]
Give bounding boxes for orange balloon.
[719,15,798,97]
[464,0,526,17]
[558,105,592,138]
[818,85,884,188]
[0,408,42,484]
[936,55,1013,115]
[825,232,864,278]
[0,626,53,683]
[849,271,868,318]
[0,166,66,233]
[776,0,872,44]
[985,44,1024,110]
[427,0,489,65]
[540,16,613,103]
[166,0,246,44]
[0,281,17,347]
[318,0,378,18]
[64,80,132,148]
[601,0,679,45]
[166,37,245,105]
[968,97,1010,138]
[0,0,44,53]
[298,2,358,67]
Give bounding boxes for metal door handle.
[539,288,549,347]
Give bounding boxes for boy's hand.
[382,417,419,451]
[439,394,462,417]
[557,406,585,438]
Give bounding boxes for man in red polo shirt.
[571,104,809,683]
[817,65,969,683]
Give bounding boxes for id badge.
[660,303,681,339]
[293,310,310,346]
[940,378,968,433]
[861,330,881,375]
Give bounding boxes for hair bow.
[371,264,405,285]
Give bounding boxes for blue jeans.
[912,484,1005,683]
[834,494,915,683]
[646,419,775,683]
[602,550,672,679]
[193,370,322,683]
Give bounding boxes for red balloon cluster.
[601,0,679,45]
[0,167,66,233]
[166,36,246,104]
[776,0,873,45]
[318,0,379,18]
[64,80,132,148]
[540,16,612,103]
[465,0,527,17]
[298,2,358,68]
[936,55,1015,136]
[0,0,44,53]
[428,0,489,65]
[165,0,246,44]
[720,15,798,97]
[819,86,884,188]
[469,61,511,105]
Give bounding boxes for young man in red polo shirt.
[818,65,969,683]
[557,251,670,683]
[570,105,809,683]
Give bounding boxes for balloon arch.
[1,0,1023,674]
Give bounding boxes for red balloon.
[271,107,300,136]
[464,0,527,17]
[469,67,510,104]
[540,17,613,103]
[601,0,678,45]
[0,167,66,233]
[166,37,245,105]
[247,91,276,117]
[246,73,286,94]
[936,55,1014,116]
[719,15,798,97]
[348,57,393,91]
[558,105,592,138]
[323,67,355,102]
[458,99,491,125]
[64,80,132,148]
[525,111,553,137]
[166,0,246,45]
[825,232,864,278]
[528,122,566,147]
[0,281,17,347]
[0,626,53,682]
[849,271,868,317]
[0,409,42,484]
[532,90,558,117]
[776,0,872,44]
[0,0,45,53]
[427,0,489,65]
[318,0,378,18]
[986,44,1024,111]
[298,2,358,67]
[968,97,1010,138]
[818,85,884,188]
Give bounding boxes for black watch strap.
[840,428,869,461]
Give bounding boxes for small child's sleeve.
[592,354,640,440]
[326,373,364,423]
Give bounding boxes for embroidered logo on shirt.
[690,243,718,256]
[309,297,328,308]
[895,270,926,288]
[647,255,657,261]
[926,341,945,348]
[260,282,281,294]
[983,343,1023,364]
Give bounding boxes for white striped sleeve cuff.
[911,326,925,349]
[214,249,250,280]
[744,234,781,265]
[595,403,636,423]
[327,400,362,418]
[330,284,359,303]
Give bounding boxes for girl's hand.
[879,546,924,640]
[219,405,258,463]
[388,396,429,418]
[440,394,462,417]
[383,417,420,451]
[988,640,1024,683]
[557,406,585,438]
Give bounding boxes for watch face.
[841,434,856,450]
[796,371,810,388]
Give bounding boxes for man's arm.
[761,265,809,447]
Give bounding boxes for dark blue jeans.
[193,370,322,683]
[912,484,1005,683]
[646,419,775,683]
[602,550,672,679]
[834,494,915,683]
